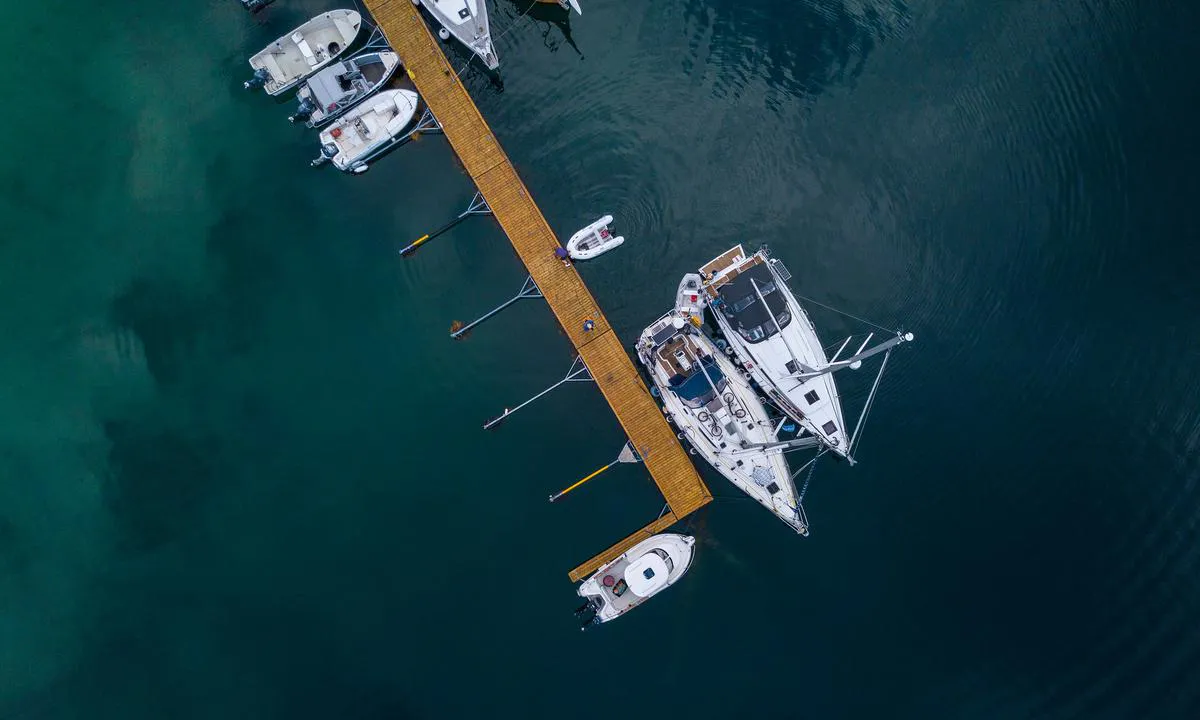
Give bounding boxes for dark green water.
[4,0,1200,717]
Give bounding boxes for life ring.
[331,127,342,138]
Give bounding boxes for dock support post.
[392,107,444,152]
[451,275,542,339]
[549,442,641,503]
[483,355,593,429]
[400,191,491,257]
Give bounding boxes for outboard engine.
[240,0,276,13]
[311,143,340,168]
[290,97,317,124]
[244,67,271,90]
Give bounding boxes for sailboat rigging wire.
[790,448,827,481]
[493,1,540,44]
[792,292,896,334]
[848,349,892,453]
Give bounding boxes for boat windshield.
[717,264,792,344]
[668,357,727,408]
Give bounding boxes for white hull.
[565,215,623,260]
[638,311,807,534]
[675,272,706,321]
[576,534,694,625]
[315,89,420,173]
[419,0,499,70]
[700,245,849,458]
[247,10,363,96]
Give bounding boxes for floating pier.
[363,0,712,579]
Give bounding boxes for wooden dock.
[363,0,712,579]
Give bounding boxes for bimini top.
[668,356,725,407]
[715,263,792,344]
[625,552,670,597]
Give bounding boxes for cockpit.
[717,264,792,344]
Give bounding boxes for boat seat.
[258,54,284,82]
[395,93,415,115]
[372,99,393,115]
[384,113,409,136]
[293,33,318,66]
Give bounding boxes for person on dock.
[554,246,572,268]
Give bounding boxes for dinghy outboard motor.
[290,97,317,124]
[244,67,271,91]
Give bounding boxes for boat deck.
[699,245,764,296]
[362,0,712,580]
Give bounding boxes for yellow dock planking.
[363,0,712,578]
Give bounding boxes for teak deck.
[363,0,711,579]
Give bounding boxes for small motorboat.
[418,0,499,71]
[290,51,402,128]
[312,89,420,173]
[565,215,623,260]
[675,272,706,322]
[245,10,363,96]
[575,533,695,627]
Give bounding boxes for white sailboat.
[575,533,694,628]
[699,245,913,463]
[418,0,499,70]
[245,10,363,96]
[637,308,809,534]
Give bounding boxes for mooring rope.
[797,450,823,504]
